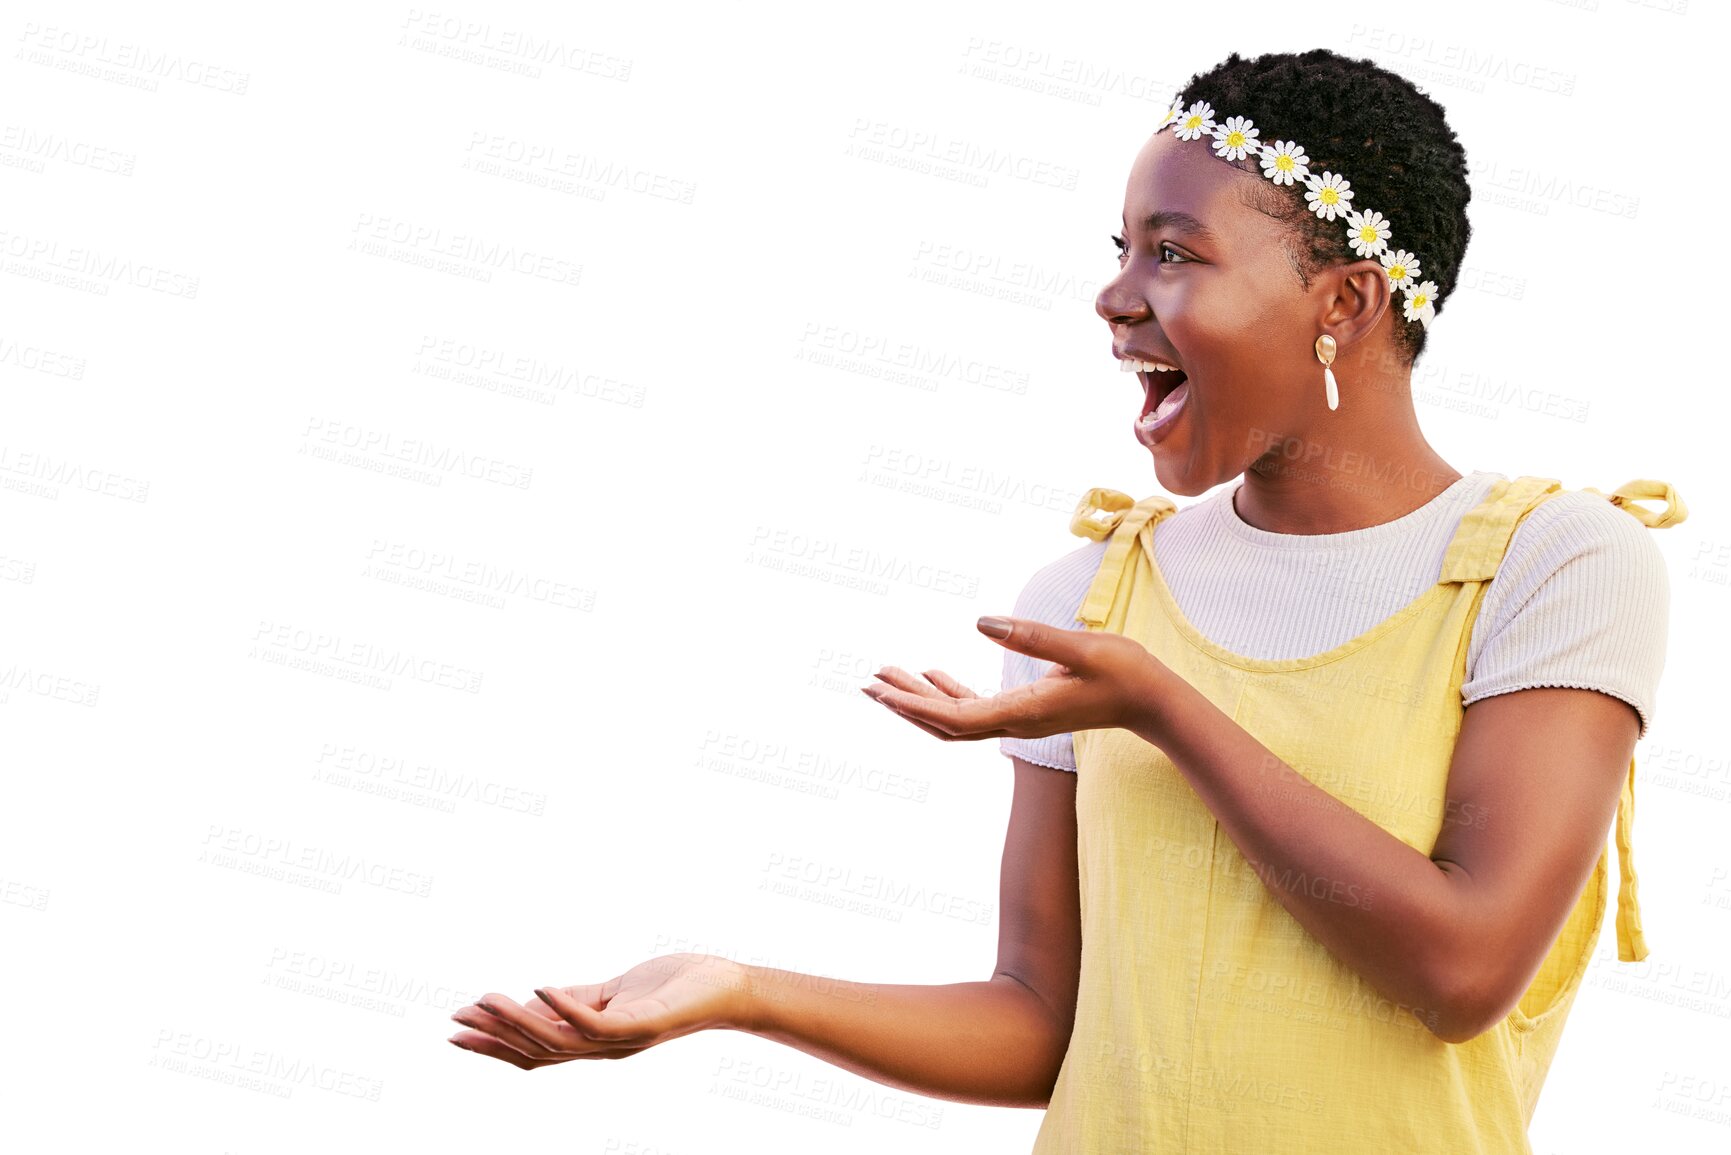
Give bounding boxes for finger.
[449,1033,549,1069]
[864,685,1010,740]
[920,669,979,699]
[455,994,579,1058]
[448,1030,563,1070]
[478,992,603,1054]
[870,666,952,701]
[535,985,655,1046]
[449,1010,561,1062]
[522,983,601,1021]
[865,691,962,741]
[863,683,999,740]
[978,615,1090,669]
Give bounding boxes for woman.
[445,48,1685,1151]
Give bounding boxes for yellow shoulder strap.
[1068,487,1176,629]
[1614,755,1649,962]
[1584,478,1683,960]
[1438,476,1564,584]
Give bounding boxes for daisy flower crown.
[1156,92,1439,328]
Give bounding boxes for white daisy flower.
[1403,280,1439,327]
[1344,209,1391,258]
[1211,116,1261,161]
[1380,248,1421,290]
[1304,171,1354,221]
[1172,100,1216,141]
[1156,92,1185,131]
[1258,140,1310,186]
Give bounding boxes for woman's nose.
[1096,277,1149,326]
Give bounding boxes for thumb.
[977,615,1089,667]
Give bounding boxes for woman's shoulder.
[1507,483,1671,577]
[1010,536,1109,626]
[1482,484,1671,630]
[1467,482,1674,735]
[1010,485,1234,621]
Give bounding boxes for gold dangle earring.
[1315,334,1339,411]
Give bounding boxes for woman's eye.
[1108,235,1188,266]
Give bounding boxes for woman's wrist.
[1125,651,1184,747]
[676,954,762,1035]
[733,962,769,1035]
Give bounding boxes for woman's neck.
[1234,442,1465,536]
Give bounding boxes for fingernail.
[449,1038,471,1050]
[977,616,1012,639]
[533,987,552,1003]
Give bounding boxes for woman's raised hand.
[448,952,754,1070]
[861,614,1165,742]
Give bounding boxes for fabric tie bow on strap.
[1582,478,1688,529]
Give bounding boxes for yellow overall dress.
[1031,476,1686,1154]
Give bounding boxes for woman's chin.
[1149,446,1190,491]
[1150,451,1211,497]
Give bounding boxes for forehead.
[1123,130,1267,241]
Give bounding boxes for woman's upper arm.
[1427,686,1639,1038]
[993,756,1082,1035]
[1429,499,1667,1035]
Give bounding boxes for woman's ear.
[1324,258,1396,349]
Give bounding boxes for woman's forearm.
[1127,658,1461,1036]
[736,966,1070,1109]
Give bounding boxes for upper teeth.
[1120,358,1180,373]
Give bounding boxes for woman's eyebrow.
[1129,210,1219,245]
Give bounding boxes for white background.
[4,0,1728,1151]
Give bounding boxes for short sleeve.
[997,539,1108,773]
[1462,494,1671,739]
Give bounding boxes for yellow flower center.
[1226,130,1246,148]
[1276,155,1294,172]
[1358,226,1377,243]
[1183,115,1201,130]
[1388,263,1407,280]
[1413,293,1429,308]
[1321,188,1339,205]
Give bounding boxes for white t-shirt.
[999,470,1671,772]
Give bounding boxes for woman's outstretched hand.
[448,952,753,1070]
[861,614,1167,742]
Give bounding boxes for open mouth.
[1139,368,1189,419]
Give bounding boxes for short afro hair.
[1172,48,1472,366]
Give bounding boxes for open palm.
[449,952,753,1070]
[862,615,1163,741]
